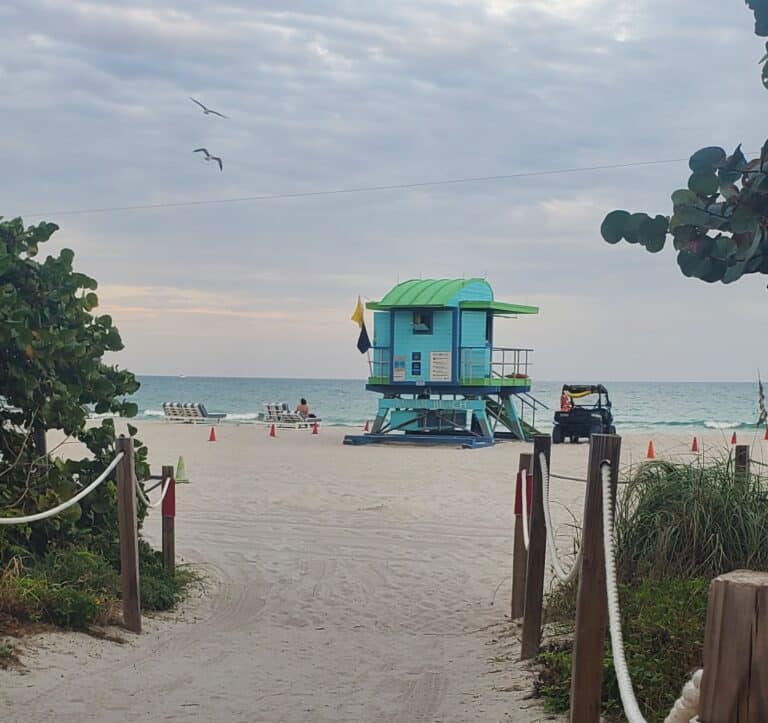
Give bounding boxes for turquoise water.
[127,376,765,433]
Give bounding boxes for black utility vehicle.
[552,384,615,444]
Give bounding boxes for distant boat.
[179,374,186,378]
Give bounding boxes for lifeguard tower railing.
[367,346,531,387]
[459,347,532,386]
[369,347,391,385]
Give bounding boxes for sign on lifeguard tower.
[344,278,541,448]
[429,352,451,382]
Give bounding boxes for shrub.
[0,544,198,631]
[536,577,709,722]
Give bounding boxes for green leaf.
[671,206,711,227]
[672,226,698,251]
[60,502,82,524]
[623,213,651,244]
[677,250,701,277]
[601,210,630,244]
[671,189,698,207]
[730,206,759,233]
[688,172,719,196]
[717,144,747,185]
[713,235,737,260]
[638,215,668,251]
[722,260,747,284]
[689,147,726,174]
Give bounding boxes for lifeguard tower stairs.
[343,278,545,449]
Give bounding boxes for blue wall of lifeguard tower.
[371,279,494,385]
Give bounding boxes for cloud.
[2,0,767,379]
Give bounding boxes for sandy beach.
[2,422,764,723]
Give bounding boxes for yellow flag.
[350,296,365,328]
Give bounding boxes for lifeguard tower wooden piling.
[343,278,543,448]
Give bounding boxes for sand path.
[3,423,762,722]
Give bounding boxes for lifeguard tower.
[343,278,542,448]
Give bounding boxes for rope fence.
[540,453,581,584]
[520,468,530,551]
[0,452,124,525]
[0,437,182,636]
[511,434,766,722]
[600,460,645,722]
[136,477,173,508]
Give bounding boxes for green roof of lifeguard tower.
[367,278,538,315]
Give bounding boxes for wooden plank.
[735,444,750,484]
[511,452,532,619]
[116,436,141,634]
[569,433,621,723]
[699,570,768,722]
[520,435,551,660]
[161,464,176,575]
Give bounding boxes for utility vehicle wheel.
[552,426,564,444]
[570,435,578,444]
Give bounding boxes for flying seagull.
[190,97,228,118]
[193,148,223,171]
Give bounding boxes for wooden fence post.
[735,444,750,483]
[520,435,551,660]
[511,452,532,619]
[699,570,768,722]
[116,436,141,633]
[569,433,621,723]
[161,464,176,575]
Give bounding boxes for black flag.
[357,324,372,354]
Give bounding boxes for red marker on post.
[161,465,176,575]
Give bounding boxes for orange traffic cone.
[691,436,699,453]
[312,421,319,435]
[269,424,276,438]
[363,420,370,432]
[731,431,737,445]
[208,426,216,442]
[646,440,655,459]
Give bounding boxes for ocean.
[127,376,765,434]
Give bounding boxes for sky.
[2,0,767,381]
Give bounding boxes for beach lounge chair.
[162,402,227,424]
[259,402,320,430]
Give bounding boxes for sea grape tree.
[0,217,147,561]
[601,1,768,285]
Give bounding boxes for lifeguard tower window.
[412,311,433,334]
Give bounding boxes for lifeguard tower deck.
[343,278,542,448]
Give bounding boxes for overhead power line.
[22,155,698,219]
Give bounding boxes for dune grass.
[616,456,768,582]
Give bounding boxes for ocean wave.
[142,409,165,417]
[225,412,261,421]
[702,420,751,430]
[617,419,758,430]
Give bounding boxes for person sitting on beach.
[295,398,313,418]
